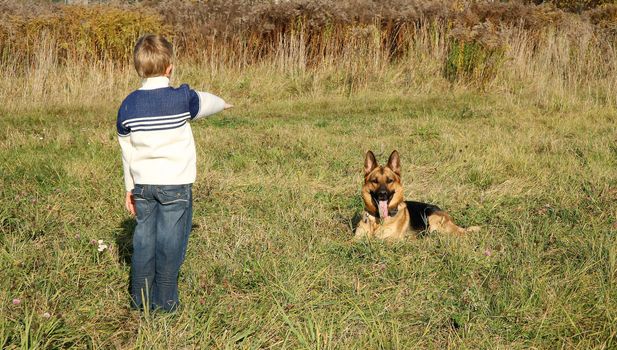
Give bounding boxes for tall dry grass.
[1,0,616,110]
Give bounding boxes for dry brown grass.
[0,1,616,112]
[2,25,615,113]
[1,1,616,66]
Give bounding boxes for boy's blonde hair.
[133,34,173,78]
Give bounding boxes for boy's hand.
[224,103,234,110]
[125,192,136,216]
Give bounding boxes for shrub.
[443,39,506,86]
[444,20,507,86]
[585,4,617,35]
[543,0,616,13]
[0,4,167,65]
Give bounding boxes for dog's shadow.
[350,212,362,232]
[334,211,363,235]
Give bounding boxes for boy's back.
[117,78,223,190]
[117,34,230,312]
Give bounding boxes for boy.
[117,34,232,312]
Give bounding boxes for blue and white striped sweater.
[120,111,191,133]
[117,76,225,191]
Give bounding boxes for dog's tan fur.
[354,150,480,241]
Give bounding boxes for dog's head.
[361,150,404,219]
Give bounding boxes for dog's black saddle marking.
[405,201,441,231]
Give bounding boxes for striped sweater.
[116,76,225,191]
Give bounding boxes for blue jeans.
[130,184,192,312]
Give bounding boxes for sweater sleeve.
[187,87,225,120]
[117,108,134,191]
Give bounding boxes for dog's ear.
[364,150,377,176]
[387,150,400,175]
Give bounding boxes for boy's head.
[133,34,173,78]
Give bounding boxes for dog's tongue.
[379,200,389,219]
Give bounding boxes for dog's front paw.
[354,217,375,240]
[465,226,481,233]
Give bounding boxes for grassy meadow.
[1,65,617,348]
[2,1,617,348]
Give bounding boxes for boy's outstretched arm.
[188,88,232,120]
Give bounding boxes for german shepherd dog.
[354,150,480,240]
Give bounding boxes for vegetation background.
[1,0,616,348]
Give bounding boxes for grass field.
[1,67,617,348]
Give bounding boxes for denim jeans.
[130,184,192,312]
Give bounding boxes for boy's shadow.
[116,219,135,266]
[115,219,135,294]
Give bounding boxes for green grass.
[1,89,616,349]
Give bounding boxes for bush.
[0,4,167,65]
[443,39,506,86]
[443,19,507,86]
[543,0,616,13]
[585,4,617,35]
